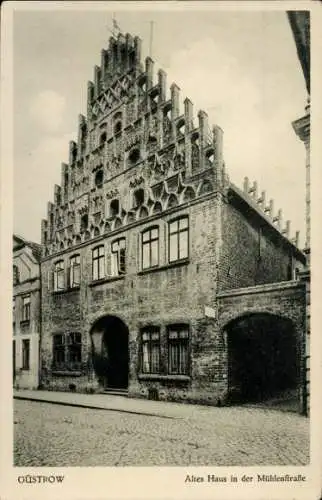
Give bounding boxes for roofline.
[227,183,306,263]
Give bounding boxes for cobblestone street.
[14,399,309,467]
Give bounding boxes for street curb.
[13,395,178,420]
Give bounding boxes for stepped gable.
[41,32,225,257]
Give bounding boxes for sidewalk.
[13,389,208,419]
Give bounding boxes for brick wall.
[219,198,304,291]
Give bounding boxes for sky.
[13,6,308,246]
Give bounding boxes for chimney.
[243,177,249,193]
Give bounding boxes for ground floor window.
[22,339,30,370]
[141,328,160,373]
[53,332,82,371]
[168,325,189,375]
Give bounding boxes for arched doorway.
[225,313,299,404]
[90,315,129,389]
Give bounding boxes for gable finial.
[108,13,121,38]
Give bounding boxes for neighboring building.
[288,10,310,415]
[39,33,307,407]
[13,235,42,389]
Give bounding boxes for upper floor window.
[110,199,120,217]
[168,216,189,262]
[133,188,145,208]
[141,327,160,374]
[80,213,88,232]
[69,255,80,288]
[142,227,159,270]
[95,170,104,188]
[128,147,141,165]
[114,121,122,135]
[168,325,189,375]
[111,238,126,276]
[92,245,105,281]
[99,132,107,146]
[52,332,82,371]
[54,260,65,291]
[13,265,19,286]
[22,294,31,322]
[22,339,30,370]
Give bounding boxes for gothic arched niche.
[167,193,179,209]
[152,201,162,214]
[138,206,148,219]
[198,179,213,196]
[182,186,196,203]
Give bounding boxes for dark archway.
[226,313,299,404]
[90,315,129,389]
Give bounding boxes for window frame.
[111,238,126,276]
[52,332,82,371]
[141,226,159,270]
[167,324,189,375]
[22,338,30,370]
[22,294,31,322]
[141,327,161,374]
[69,254,81,288]
[53,260,65,291]
[92,245,105,281]
[168,216,189,263]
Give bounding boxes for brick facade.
[39,32,307,407]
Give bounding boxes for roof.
[13,234,42,262]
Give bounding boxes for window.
[95,170,104,188]
[141,328,160,373]
[114,121,122,135]
[133,188,145,208]
[168,216,189,262]
[99,132,107,146]
[92,245,105,280]
[168,325,189,375]
[22,339,30,370]
[13,265,19,285]
[69,255,80,288]
[53,333,82,371]
[54,260,65,291]
[128,147,140,165]
[80,213,88,231]
[22,295,31,321]
[111,238,126,276]
[142,227,159,270]
[110,199,119,217]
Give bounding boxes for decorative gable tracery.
[42,31,226,256]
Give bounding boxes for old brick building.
[39,33,307,406]
[13,235,42,390]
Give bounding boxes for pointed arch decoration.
[181,186,196,203]
[138,205,149,219]
[167,193,179,209]
[152,201,163,214]
[197,179,213,196]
